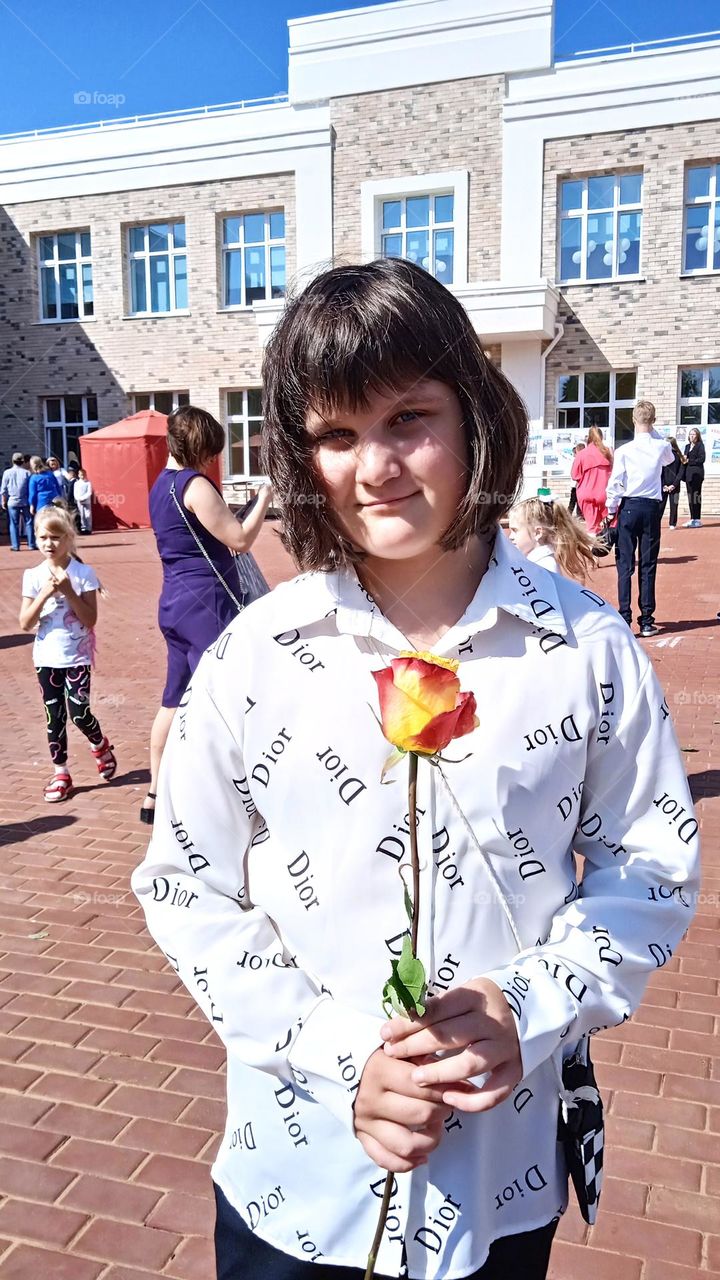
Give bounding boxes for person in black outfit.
[661,437,685,530]
[683,428,705,527]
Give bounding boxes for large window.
[222,212,285,307]
[679,366,720,425]
[559,173,643,282]
[129,222,187,314]
[380,194,454,282]
[226,389,263,477]
[556,371,637,445]
[43,395,99,468]
[683,165,720,273]
[134,390,189,414]
[38,230,93,321]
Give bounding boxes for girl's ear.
[531,524,545,544]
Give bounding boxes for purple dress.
[149,467,241,707]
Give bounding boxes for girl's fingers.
[439,1061,522,1114]
[381,989,479,1043]
[356,1131,426,1175]
[383,1011,479,1060]
[410,1041,505,1087]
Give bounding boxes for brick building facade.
[1,0,719,510]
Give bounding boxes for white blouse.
[526,542,560,574]
[132,531,699,1278]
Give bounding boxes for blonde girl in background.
[19,504,116,802]
[74,468,93,534]
[507,495,599,580]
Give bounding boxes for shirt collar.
[273,530,569,649]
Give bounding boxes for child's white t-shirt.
[22,557,99,668]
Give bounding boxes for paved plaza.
[0,520,718,1280]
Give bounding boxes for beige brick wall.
[541,121,720,430]
[0,173,294,468]
[331,76,504,280]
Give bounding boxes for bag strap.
[437,763,581,1098]
[169,476,245,614]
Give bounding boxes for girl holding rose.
[133,259,699,1280]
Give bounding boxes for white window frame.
[221,211,286,310]
[555,370,637,447]
[683,164,720,275]
[678,365,720,426]
[43,395,99,467]
[361,171,469,287]
[37,229,93,323]
[128,221,188,316]
[133,391,189,413]
[225,389,265,481]
[558,173,643,285]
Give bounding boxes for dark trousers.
[616,497,662,628]
[35,665,104,766]
[661,489,679,528]
[214,1184,557,1280]
[686,478,703,521]
[568,487,580,517]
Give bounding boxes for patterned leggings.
[36,665,104,766]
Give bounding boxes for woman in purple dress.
[141,406,272,824]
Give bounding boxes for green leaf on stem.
[403,885,413,923]
[381,934,426,1018]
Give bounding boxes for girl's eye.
[396,410,423,425]
[312,429,354,445]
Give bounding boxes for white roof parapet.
[0,96,289,146]
[288,0,553,103]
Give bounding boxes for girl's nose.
[355,438,402,487]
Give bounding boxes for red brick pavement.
[0,520,718,1278]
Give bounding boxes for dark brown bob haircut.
[166,405,225,469]
[262,258,528,571]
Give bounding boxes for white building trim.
[360,170,469,284]
[288,0,553,102]
[0,101,334,280]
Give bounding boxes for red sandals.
[91,737,117,781]
[44,772,73,803]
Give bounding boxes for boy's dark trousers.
[615,497,663,628]
[214,1184,557,1280]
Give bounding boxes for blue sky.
[0,0,717,135]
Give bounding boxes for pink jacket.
[571,443,613,507]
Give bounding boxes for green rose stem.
[365,752,420,1280]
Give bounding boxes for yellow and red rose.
[373,651,478,757]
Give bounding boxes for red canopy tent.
[80,410,221,530]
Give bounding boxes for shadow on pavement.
[659,618,720,634]
[0,813,77,845]
[0,633,34,649]
[689,769,720,801]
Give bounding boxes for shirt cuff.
[483,962,577,1080]
[288,996,385,1131]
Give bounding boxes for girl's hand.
[380,978,523,1113]
[353,1048,451,1173]
[49,566,72,597]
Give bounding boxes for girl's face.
[306,379,468,567]
[507,510,540,556]
[37,525,71,563]
[689,429,700,445]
